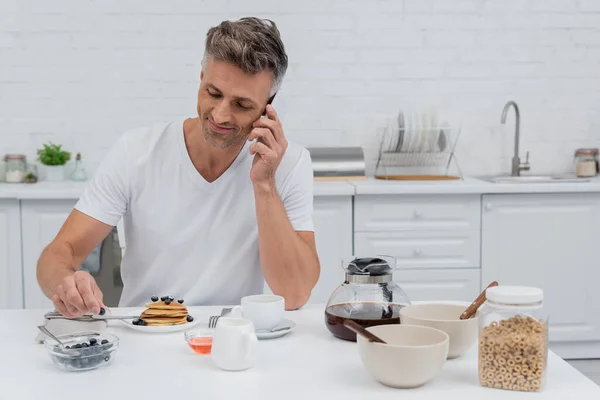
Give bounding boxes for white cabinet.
[355,230,480,269]
[481,193,600,359]
[395,269,480,303]
[354,196,481,269]
[354,194,480,232]
[0,200,23,309]
[21,199,77,309]
[308,196,353,304]
[354,194,482,303]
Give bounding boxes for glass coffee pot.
[324,255,411,341]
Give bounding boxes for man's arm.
[38,131,131,317]
[37,210,114,317]
[248,104,320,310]
[254,184,320,310]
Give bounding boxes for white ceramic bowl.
[357,325,449,388]
[400,303,478,359]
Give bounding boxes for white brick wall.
[1,0,599,177]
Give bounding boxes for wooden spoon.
[460,281,499,320]
[343,320,387,344]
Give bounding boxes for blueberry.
[177,299,184,304]
[138,319,147,326]
[168,296,174,301]
[164,299,172,305]
[101,339,109,345]
[104,356,110,362]
[151,296,159,302]
[81,343,89,348]
[160,296,167,301]
[89,338,97,345]
[74,344,82,349]
[98,307,106,316]
[186,315,194,322]
[132,319,140,325]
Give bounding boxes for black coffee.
[324,302,406,342]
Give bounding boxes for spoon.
[255,322,291,333]
[37,325,67,348]
[460,281,499,320]
[343,320,387,344]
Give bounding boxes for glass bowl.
[43,331,120,371]
[184,328,213,355]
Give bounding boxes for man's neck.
[183,117,245,183]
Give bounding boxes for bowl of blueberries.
[43,331,119,372]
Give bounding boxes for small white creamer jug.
[211,317,258,371]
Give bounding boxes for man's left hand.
[248,104,288,188]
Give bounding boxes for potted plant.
[37,142,71,181]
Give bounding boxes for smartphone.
[254,93,277,147]
[262,93,277,117]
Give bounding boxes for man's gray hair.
[202,17,288,97]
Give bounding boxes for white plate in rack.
[388,116,400,152]
[403,112,413,153]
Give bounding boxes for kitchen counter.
[1,305,599,400]
[0,181,89,200]
[351,176,600,195]
[0,180,356,199]
[3,176,599,200]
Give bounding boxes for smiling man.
[36,17,320,316]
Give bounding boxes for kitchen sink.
[483,175,591,184]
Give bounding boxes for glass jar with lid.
[324,255,411,342]
[478,286,548,392]
[4,154,27,183]
[574,148,598,177]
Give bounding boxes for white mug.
[211,317,258,371]
[232,294,285,330]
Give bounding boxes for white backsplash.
[1,0,599,178]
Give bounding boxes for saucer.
[255,319,296,340]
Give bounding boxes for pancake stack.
[133,296,193,326]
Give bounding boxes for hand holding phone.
[248,95,287,186]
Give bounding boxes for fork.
[44,311,138,321]
[208,307,232,328]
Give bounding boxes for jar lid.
[4,154,26,161]
[486,286,543,305]
[575,148,598,156]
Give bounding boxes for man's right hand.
[51,270,105,318]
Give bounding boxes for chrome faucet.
[500,100,530,176]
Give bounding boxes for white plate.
[255,319,296,340]
[428,108,439,152]
[116,307,202,333]
[402,112,413,153]
[386,117,397,152]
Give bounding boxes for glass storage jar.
[478,286,548,392]
[324,255,411,342]
[574,148,598,177]
[4,154,26,183]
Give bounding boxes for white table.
[1,304,599,399]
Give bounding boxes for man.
[36,17,320,317]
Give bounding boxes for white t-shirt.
[75,119,314,307]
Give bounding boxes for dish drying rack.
[374,116,464,181]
